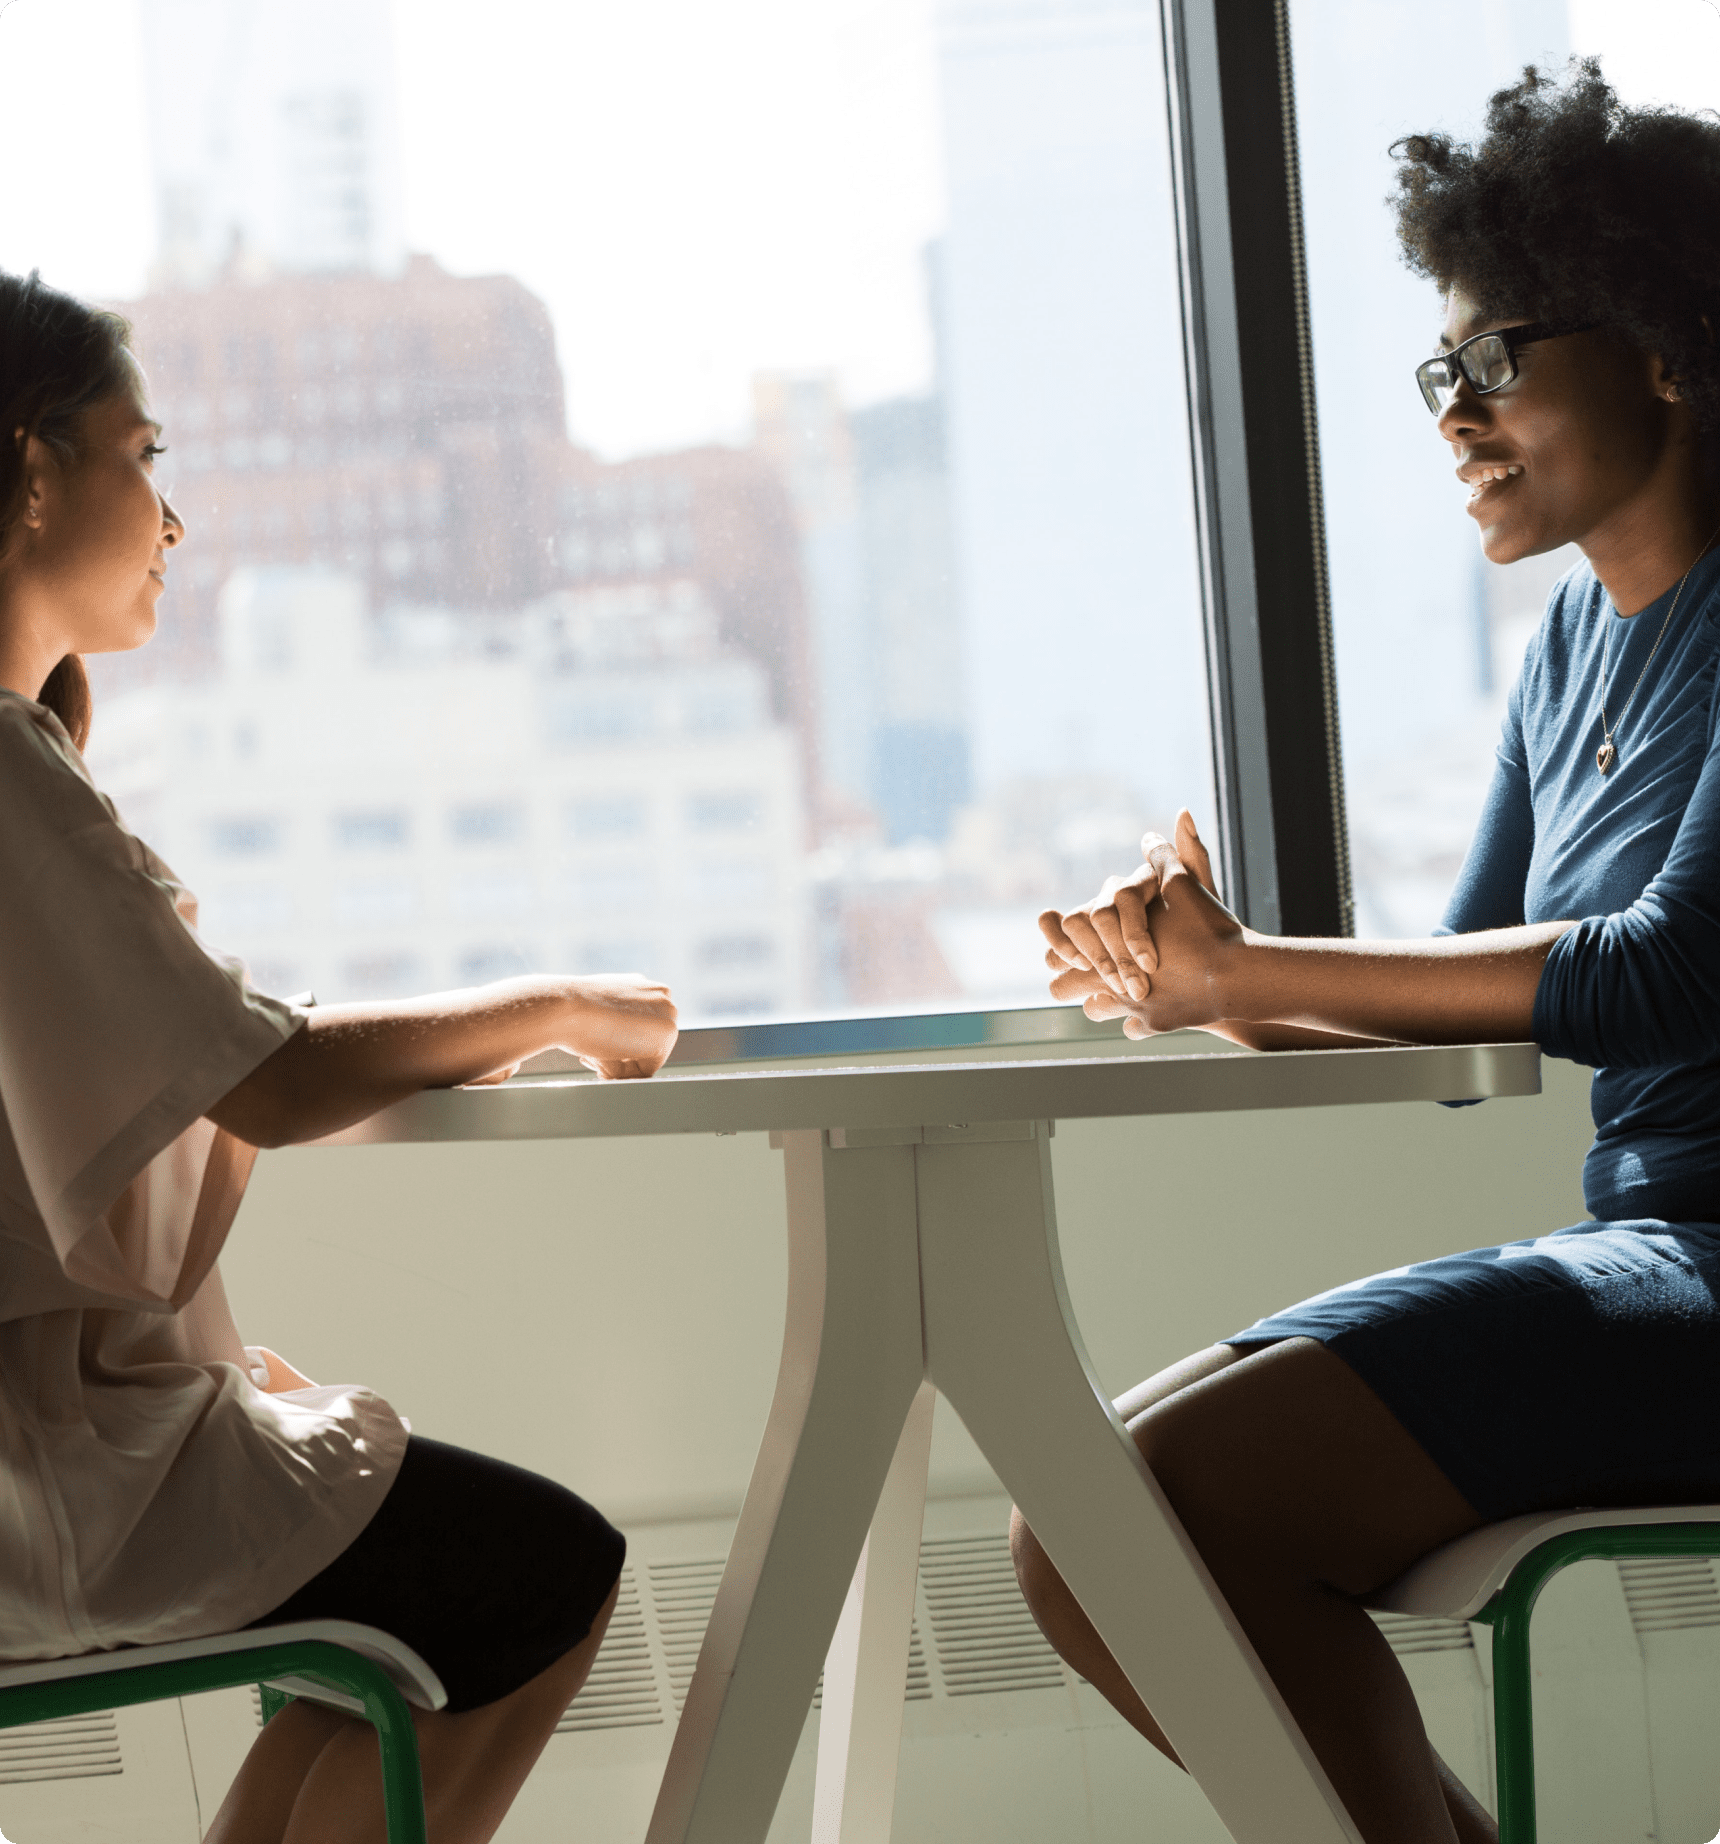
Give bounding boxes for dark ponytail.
[0,270,137,751]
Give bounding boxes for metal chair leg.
[1474,1522,1720,1844]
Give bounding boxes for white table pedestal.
[314,1038,1539,1842]
[643,1121,1363,1844]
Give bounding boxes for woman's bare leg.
[205,1578,620,1844]
[1010,1340,1496,1844]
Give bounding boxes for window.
[696,933,776,972]
[200,883,293,932]
[457,946,535,983]
[334,809,411,850]
[207,816,282,857]
[576,938,659,974]
[43,0,1238,1032]
[448,803,526,847]
[567,796,648,843]
[339,951,422,998]
[686,792,763,834]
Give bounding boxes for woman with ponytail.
[0,268,680,1843]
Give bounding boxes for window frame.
[1161,0,1351,939]
[638,0,1352,1065]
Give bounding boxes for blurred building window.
[334,809,410,850]
[687,792,763,833]
[696,933,776,971]
[207,816,282,857]
[449,803,526,847]
[567,796,649,842]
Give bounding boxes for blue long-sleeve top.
[1441,544,1720,1222]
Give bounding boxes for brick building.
[115,258,817,777]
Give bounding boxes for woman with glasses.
[1017,60,1720,1844]
[0,270,679,1842]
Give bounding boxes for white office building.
[86,570,811,1022]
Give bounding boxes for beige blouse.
[0,690,407,1662]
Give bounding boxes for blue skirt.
[1225,1220,1720,1522]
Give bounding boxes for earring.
[1666,384,1683,402]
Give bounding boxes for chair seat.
[0,1619,447,1716]
[1367,1504,1720,1621]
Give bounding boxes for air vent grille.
[0,1711,122,1783]
[920,1535,1066,1696]
[905,1620,932,1701]
[1619,1556,1720,1634]
[1370,1613,1475,1657]
[559,1569,663,1733]
[648,1558,728,1712]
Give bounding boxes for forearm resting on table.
[208,977,579,1149]
[1197,1020,1406,1052]
[1216,922,1574,1045]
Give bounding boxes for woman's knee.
[1008,1504,1067,1624]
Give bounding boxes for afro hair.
[1391,58,1720,438]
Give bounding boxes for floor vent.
[648,1558,728,1712]
[1619,1557,1720,1635]
[919,1535,1067,1696]
[1370,1613,1475,1658]
[559,1569,663,1733]
[905,1621,932,1701]
[0,1711,122,1783]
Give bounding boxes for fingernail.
[1124,974,1145,999]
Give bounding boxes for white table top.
[308,1040,1541,1146]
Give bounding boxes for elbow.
[206,1046,318,1149]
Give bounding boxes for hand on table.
[560,972,680,1079]
[1039,810,1242,1039]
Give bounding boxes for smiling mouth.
[1466,464,1522,507]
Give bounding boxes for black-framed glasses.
[1414,320,1599,415]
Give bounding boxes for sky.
[0,0,1717,458]
[0,0,944,457]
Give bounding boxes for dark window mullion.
[1160,0,1352,938]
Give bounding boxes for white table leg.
[915,1123,1364,1844]
[812,1378,936,1844]
[645,1130,928,1844]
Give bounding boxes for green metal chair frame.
[1471,1520,1720,1844]
[0,1637,429,1844]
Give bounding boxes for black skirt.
[246,1434,625,1713]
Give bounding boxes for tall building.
[141,0,407,285]
[851,395,968,844]
[934,0,1207,816]
[751,373,871,815]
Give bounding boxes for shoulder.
[0,692,103,807]
[1534,557,1603,661]
[0,692,139,868]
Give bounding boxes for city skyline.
[8,1,1718,466]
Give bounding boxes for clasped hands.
[1038,809,1246,1040]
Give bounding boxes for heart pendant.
[1597,740,1617,775]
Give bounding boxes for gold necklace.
[1596,519,1720,775]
